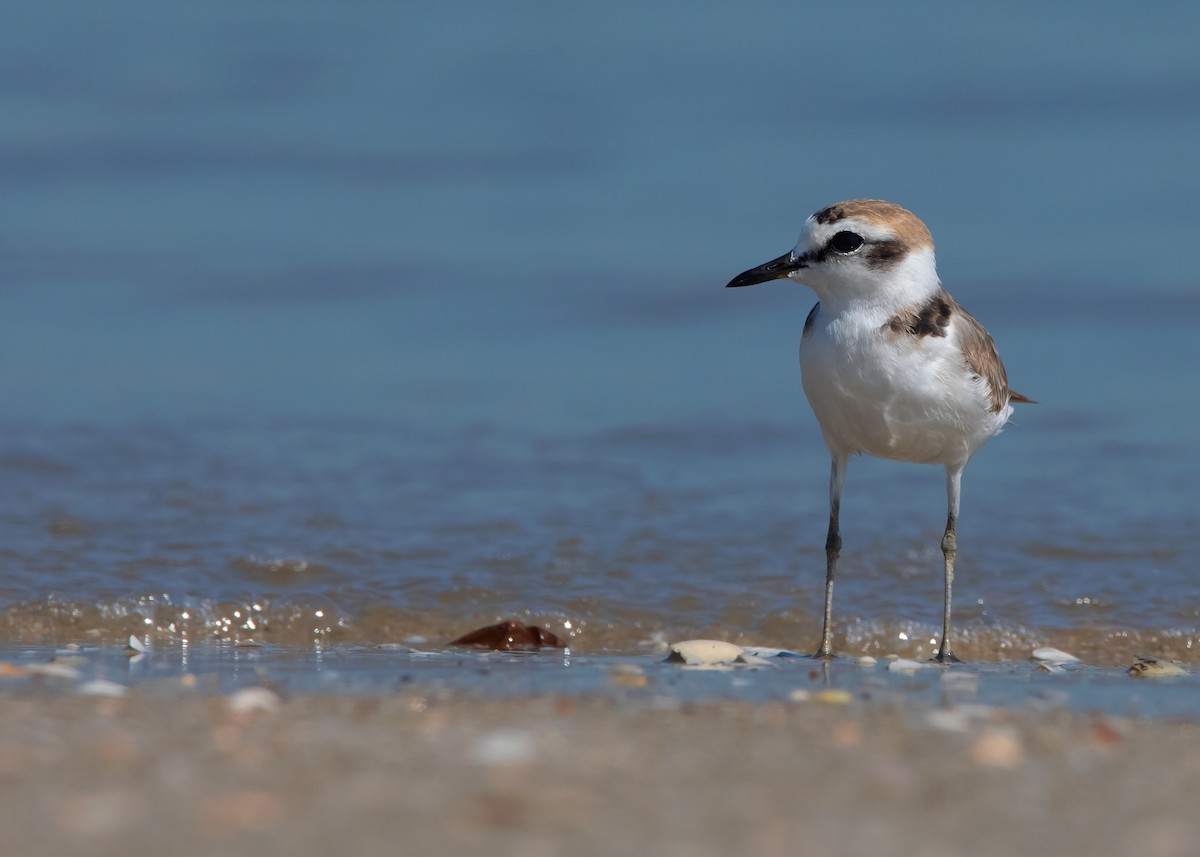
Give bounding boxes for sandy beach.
[3,672,1198,857]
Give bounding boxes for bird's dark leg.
[816,455,846,658]
[934,465,964,664]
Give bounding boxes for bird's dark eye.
[829,231,864,254]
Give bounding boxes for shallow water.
[4,641,1199,722]
[1,418,1196,665]
[2,4,1199,679]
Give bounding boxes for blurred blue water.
[1,2,1198,655]
[4,2,1199,430]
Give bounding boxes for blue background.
[4,2,1198,442]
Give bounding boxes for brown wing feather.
[883,288,1035,411]
[943,291,1032,412]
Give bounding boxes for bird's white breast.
[799,305,1011,465]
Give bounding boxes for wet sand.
[3,681,1199,857]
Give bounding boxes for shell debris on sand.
[451,619,567,651]
[1032,646,1081,664]
[887,658,930,674]
[1128,656,1188,678]
[1032,647,1082,672]
[665,639,752,666]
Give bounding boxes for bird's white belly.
[800,320,1009,465]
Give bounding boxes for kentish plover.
[727,199,1032,662]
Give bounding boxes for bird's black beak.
[725,251,804,288]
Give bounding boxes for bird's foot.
[931,649,962,664]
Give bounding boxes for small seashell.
[857,656,878,667]
[127,635,149,654]
[78,679,129,698]
[664,639,745,665]
[887,658,929,674]
[788,689,812,702]
[1032,647,1080,664]
[451,619,566,651]
[1128,656,1187,678]
[226,687,282,714]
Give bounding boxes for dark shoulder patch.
[813,206,844,225]
[803,302,820,338]
[884,290,953,338]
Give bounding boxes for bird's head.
[726,199,938,309]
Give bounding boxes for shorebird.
[726,199,1031,662]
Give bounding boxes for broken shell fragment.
[1031,647,1080,665]
[1128,656,1187,678]
[664,639,745,665]
[450,619,567,651]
